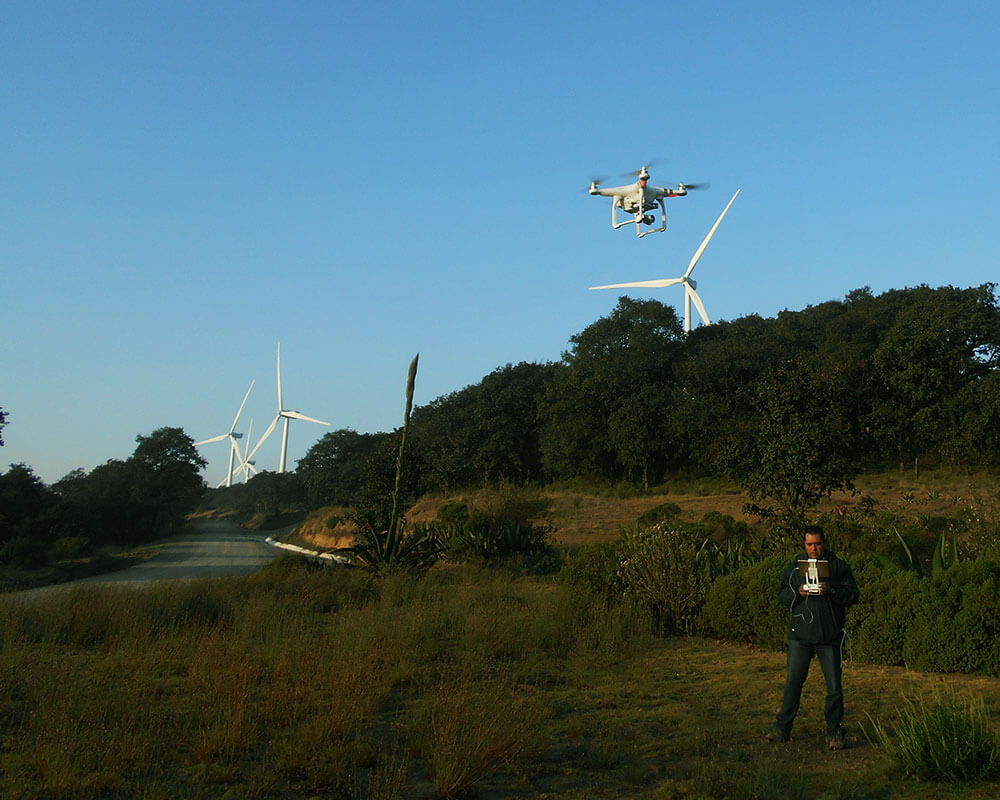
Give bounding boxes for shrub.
[439,517,552,564]
[636,502,681,527]
[0,536,48,568]
[49,536,92,560]
[616,523,708,635]
[901,559,1000,675]
[849,555,922,666]
[557,541,625,608]
[699,553,790,650]
[866,694,1000,782]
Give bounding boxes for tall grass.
[4,553,999,798]
[866,693,1000,782]
[1,558,634,799]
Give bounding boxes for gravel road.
[7,519,280,599]
[82,518,279,585]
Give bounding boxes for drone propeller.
[629,158,663,176]
[678,182,711,191]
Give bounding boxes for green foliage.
[0,536,49,568]
[900,559,1000,675]
[439,518,552,564]
[347,355,445,574]
[296,428,383,506]
[849,555,921,666]
[49,536,91,560]
[699,553,790,650]
[866,694,1000,782]
[349,522,443,573]
[616,522,709,635]
[539,297,683,485]
[52,427,207,546]
[636,502,681,526]
[706,549,1000,677]
[720,354,857,523]
[557,541,626,608]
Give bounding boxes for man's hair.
[803,524,825,541]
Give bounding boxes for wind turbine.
[247,343,330,473]
[195,380,255,488]
[589,189,741,333]
[232,418,258,484]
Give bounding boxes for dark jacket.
[778,548,859,645]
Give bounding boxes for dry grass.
[2,562,1000,799]
[402,468,1000,549]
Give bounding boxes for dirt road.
[83,518,278,585]
[6,519,279,601]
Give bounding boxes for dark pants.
[774,635,844,737]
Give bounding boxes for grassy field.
[2,553,999,799]
[3,469,998,798]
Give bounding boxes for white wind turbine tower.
[247,343,330,473]
[589,189,741,334]
[195,380,255,488]
[231,418,260,484]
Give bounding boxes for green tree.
[54,428,206,545]
[0,406,7,447]
[721,355,857,524]
[539,297,683,486]
[296,428,383,506]
[0,463,63,547]
[871,284,1000,473]
[131,427,207,533]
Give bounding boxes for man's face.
[804,533,824,559]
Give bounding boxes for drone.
[588,165,707,238]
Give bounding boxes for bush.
[636,502,682,527]
[699,553,790,650]
[900,559,1000,676]
[440,518,552,564]
[702,549,1000,677]
[616,523,708,635]
[849,555,922,666]
[867,694,1000,782]
[557,541,625,608]
[49,536,92,561]
[0,536,48,568]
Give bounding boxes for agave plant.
[347,354,443,573]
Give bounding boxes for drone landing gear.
[612,198,667,238]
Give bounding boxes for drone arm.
[648,184,686,199]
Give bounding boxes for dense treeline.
[0,427,205,564]
[280,283,1000,515]
[4,283,999,554]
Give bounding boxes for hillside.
[295,469,1000,551]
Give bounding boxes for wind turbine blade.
[243,419,254,459]
[684,188,741,278]
[247,414,280,461]
[229,379,255,433]
[195,433,228,446]
[590,277,684,290]
[284,411,330,426]
[688,286,712,327]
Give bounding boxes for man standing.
[768,525,859,749]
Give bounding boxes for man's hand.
[799,583,829,597]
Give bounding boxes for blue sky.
[3,1,999,486]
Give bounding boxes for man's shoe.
[766,727,790,743]
[826,727,847,750]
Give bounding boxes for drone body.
[588,165,704,238]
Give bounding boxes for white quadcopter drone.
[588,165,707,238]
